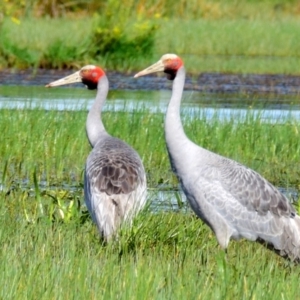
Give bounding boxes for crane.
[46,65,147,240]
[134,54,300,261]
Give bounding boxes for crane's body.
[135,54,300,261]
[84,135,146,237]
[47,65,147,240]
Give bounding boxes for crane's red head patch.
[163,56,183,80]
[80,66,106,90]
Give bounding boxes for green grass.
[1,106,300,190]
[0,18,90,69]
[1,14,300,73]
[157,18,300,74]
[1,199,300,299]
[1,102,300,226]
[2,2,300,297]
[1,102,300,298]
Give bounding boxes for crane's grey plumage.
[46,65,147,240]
[135,54,300,261]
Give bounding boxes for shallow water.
[1,178,298,212]
[1,85,300,123]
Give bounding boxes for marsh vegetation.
[1,100,300,298]
[1,0,300,298]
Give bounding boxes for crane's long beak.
[45,71,81,87]
[134,60,164,78]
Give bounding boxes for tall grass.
[1,198,300,299]
[1,105,300,193]
[1,102,300,297]
[1,103,300,225]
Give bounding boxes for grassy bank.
[1,0,300,74]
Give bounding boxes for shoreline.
[1,68,300,95]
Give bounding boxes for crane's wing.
[217,158,296,218]
[86,150,145,196]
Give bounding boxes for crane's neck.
[165,66,188,144]
[86,75,109,147]
[165,66,198,168]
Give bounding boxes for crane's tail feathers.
[89,188,147,242]
[278,216,300,262]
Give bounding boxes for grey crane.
[134,54,300,261]
[46,65,147,240]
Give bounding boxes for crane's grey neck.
[86,75,109,147]
[165,66,202,168]
[165,66,188,145]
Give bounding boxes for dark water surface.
[1,68,300,94]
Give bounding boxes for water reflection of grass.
[1,107,300,298]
